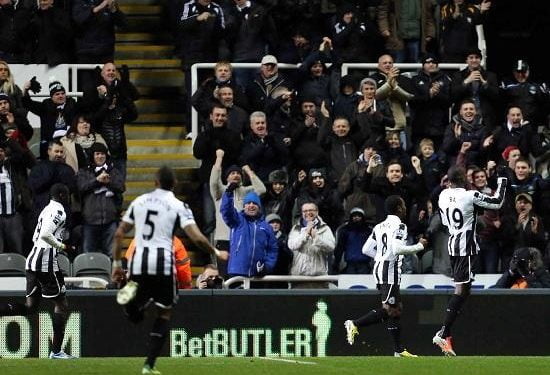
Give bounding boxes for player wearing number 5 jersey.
[344,196,427,357]
[111,166,227,375]
[433,166,507,356]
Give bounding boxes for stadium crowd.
[1,0,550,288]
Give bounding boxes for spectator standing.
[72,0,126,63]
[500,60,550,128]
[77,142,123,256]
[0,93,33,143]
[371,54,415,150]
[332,4,378,63]
[265,213,293,286]
[239,111,289,182]
[72,0,126,64]
[82,62,138,181]
[212,85,249,137]
[221,189,278,279]
[60,115,108,173]
[410,54,452,146]
[28,0,73,66]
[439,0,483,63]
[193,105,242,236]
[0,1,31,63]
[22,80,77,160]
[450,48,500,130]
[288,202,335,289]
[376,0,436,63]
[0,61,24,115]
[246,54,293,112]
[333,208,374,275]
[28,140,76,228]
[262,169,297,234]
[209,149,265,253]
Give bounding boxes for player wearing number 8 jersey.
[433,166,507,356]
[111,166,227,375]
[344,196,427,357]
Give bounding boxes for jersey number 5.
[143,210,159,240]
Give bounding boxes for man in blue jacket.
[221,187,278,279]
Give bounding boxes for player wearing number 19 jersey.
[433,166,507,356]
[111,167,224,375]
[344,196,427,357]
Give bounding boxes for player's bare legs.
[142,307,171,374]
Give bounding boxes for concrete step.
[126,166,196,182]
[125,125,186,139]
[130,69,184,87]
[115,45,173,60]
[119,4,162,15]
[115,59,180,69]
[127,139,192,154]
[127,153,200,168]
[125,16,164,32]
[116,32,171,44]
[136,86,185,97]
[134,113,184,124]
[134,98,184,114]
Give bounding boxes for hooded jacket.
[221,190,278,277]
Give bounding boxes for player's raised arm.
[473,176,507,210]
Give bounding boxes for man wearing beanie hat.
[410,52,452,146]
[22,78,77,159]
[221,185,278,279]
[209,149,265,257]
[77,142,123,255]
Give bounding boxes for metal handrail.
[224,275,339,289]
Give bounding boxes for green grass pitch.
[1,357,549,375]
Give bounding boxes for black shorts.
[130,274,178,309]
[26,270,66,299]
[450,255,477,284]
[377,283,401,306]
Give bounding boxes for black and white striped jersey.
[0,165,16,215]
[123,189,196,276]
[362,215,407,285]
[439,177,507,256]
[26,200,67,272]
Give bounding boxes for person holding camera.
[495,247,550,288]
[196,264,224,289]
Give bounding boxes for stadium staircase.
[114,0,209,274]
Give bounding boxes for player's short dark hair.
[448,166,467,187]
[50,183,69,201]
[385,195,404,215]
[156,166,176,190]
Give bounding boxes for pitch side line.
[257,357,317,365]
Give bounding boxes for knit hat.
[90,142,109,155]
[224,165,242,180]
[514,60,529,72]
[501,145,519,161]
[421,53,439,65]
[309,168,326,179]
[268,169,288,184]
[265,213,282,224]
[243,192,261,207]
[350,207,365,217]
[465,48,482,59]
[0,93,9,103]
[340,74,357,92]
[49,81,65,96]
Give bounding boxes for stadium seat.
[73,253,111,282]
[421,250,434,273]
[0,253,26,277]
[57,252,71,277]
